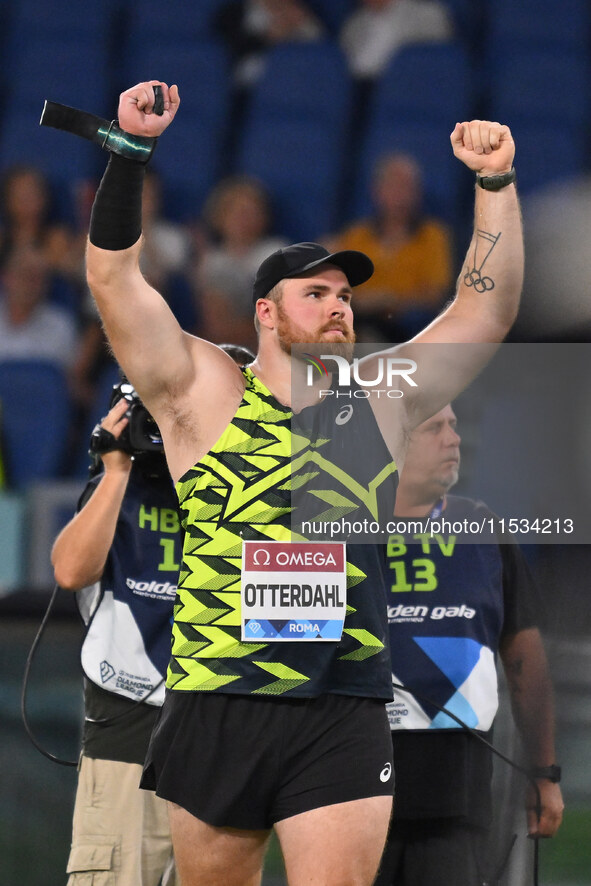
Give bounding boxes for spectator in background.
[195,175,288,351]
[214,0,326,88]
[340,0,453,81]
[0,245,77,369]
[376,404,564,884]
[0,165,81,314]
[326,152,453,341]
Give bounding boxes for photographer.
[51,380,182,886]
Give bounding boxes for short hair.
[253,280,284,336]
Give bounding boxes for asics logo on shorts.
[379,762,392,783]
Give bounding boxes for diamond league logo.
[100,660,116,683]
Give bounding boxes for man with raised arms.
[84,80,523,886]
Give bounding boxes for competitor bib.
[241,541,347,641]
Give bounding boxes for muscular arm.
[499,627,564,837]
[85,82,245,481]
[362,121,523,436]
[86,236,194,404]
[85,82,195,409]
[418,120,523,346]
[52,462,130,590]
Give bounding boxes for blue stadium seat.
[349,43,475,225]
[442,0,485,46]
[237,118,347,241]
[5,36,110,115]
[235,41,352,239]
[0,14,115,220]
[122,41,231,219]
[126,0,230,42]
[307,0,357,34]
[5,0,112,41]
[488,49,590,130]
[0,360,71,490]
[504,123,585,196]
[246,41,351,126]
[484,0,590,51]
[370,42,474,128]
[123,39,230,107]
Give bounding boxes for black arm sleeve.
[89,154,145,251]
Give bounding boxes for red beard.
[276,303,356,362]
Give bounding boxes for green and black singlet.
[168,368,397,699]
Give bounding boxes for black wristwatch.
[476,168,517,190]
[530,764,561,783]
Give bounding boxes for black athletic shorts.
[141,690,394,829]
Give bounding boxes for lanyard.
[428,496,445,520]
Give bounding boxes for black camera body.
[109,382,163,454]
[89,381,163,461]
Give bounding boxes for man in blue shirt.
[376,404,564,886]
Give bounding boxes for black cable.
[21,583,165,762]
[492,833,518,885]
[392,681,542,886]
[20,584,77,767]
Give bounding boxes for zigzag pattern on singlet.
[168,369,392,696]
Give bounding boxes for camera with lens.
[89,380,163,467]
[108,382,163,454]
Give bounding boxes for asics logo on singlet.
[380,762,392,783]
[335,404,354,425]
[125,578,177,597]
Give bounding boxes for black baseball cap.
[252,241,374,303]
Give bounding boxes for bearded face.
[275,299,356,363]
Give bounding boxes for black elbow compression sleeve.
[89,154,145,250]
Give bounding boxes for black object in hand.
[153,84,164,116]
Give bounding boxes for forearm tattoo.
[463,229,501,292]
